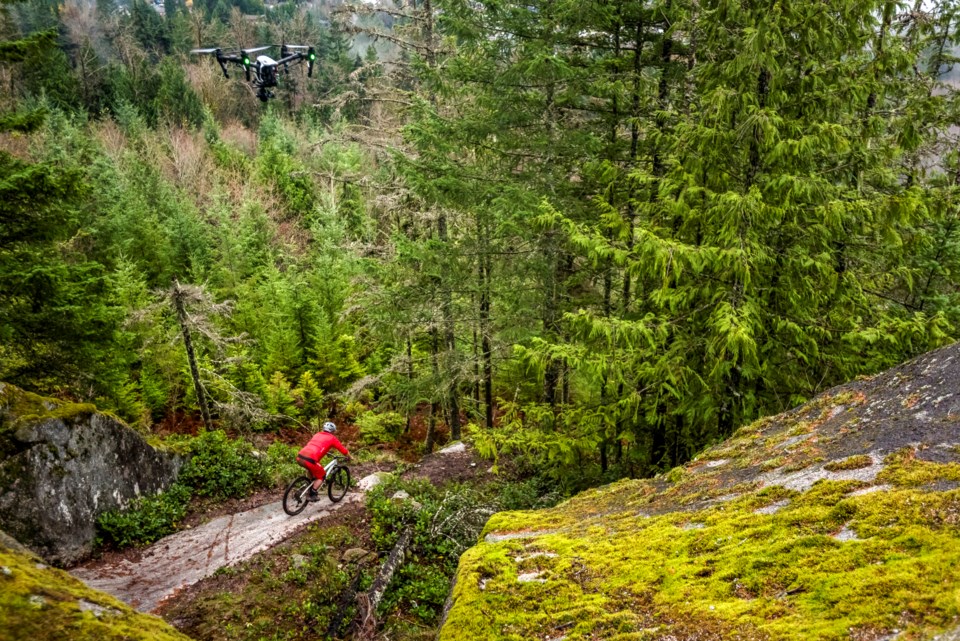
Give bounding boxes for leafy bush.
[96,483,192,548]
[177,429,269,499]
[96,432,290,550]
[356,411,406,446]
[493,476,562,511]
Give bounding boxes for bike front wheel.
[283,476,313,516]
[327,466,350,503]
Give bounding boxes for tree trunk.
[173,280,212,431]
[405,337,414,434]
[473,326,481,416]
[426,329,440,452]
[437,214,461,440]
[475,214,494,428]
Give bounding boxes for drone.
[190,44,317,102]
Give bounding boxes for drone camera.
[196,43,317,102]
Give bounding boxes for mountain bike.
[283,455,351,516]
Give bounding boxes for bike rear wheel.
[327,466,350,503]
[283,476,313,515]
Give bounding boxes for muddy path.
[71,492,363,613]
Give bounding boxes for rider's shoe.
[307,488,321,502]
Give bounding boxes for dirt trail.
[71,492,362,613]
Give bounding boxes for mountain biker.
[297,421,351,502]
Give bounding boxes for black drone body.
[191,44,317,102]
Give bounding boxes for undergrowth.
[368,474,562,633]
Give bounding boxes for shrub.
[356,411,406,446]
[493,476,562,511]
[96,483,192,548]
[264,440,301,486]
[177,429,269,499]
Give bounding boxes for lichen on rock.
[440,342,960,641]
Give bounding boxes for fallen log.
[355,527,414,640]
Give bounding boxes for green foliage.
[264,371,298,419]
[309,334,367,392]
[96,432,300,550]
[176,430,269,499]
[296,371,324,420]
[96,483,192,548]
[263,440,302,486]
[153,58,205,128]
[0,29,55,63]
[356,410,406,445]
[366,475,560,625]
[257,115,317,219]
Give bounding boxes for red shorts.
[296,453,326,480]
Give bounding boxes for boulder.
[0,529,190,640]
[0,383,182,565]
[357,471,391,491]
[440,342,960,641]
[438,441,467,455]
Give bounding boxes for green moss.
[823,455,874,472]
[445,477,960,641]
[760,456,785,472]
[1,383,98,431]
[0,544,190,640]
[664,466,685,483]
[876,449,960,488]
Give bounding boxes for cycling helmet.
[322,421,337,434]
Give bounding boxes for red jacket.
[298,432,349,463]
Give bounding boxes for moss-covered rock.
[440,343,960,641]
[0,530,192,641]
[0,383,183,565]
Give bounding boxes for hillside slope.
[440,343,960,641]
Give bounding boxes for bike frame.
[323,457,340,478]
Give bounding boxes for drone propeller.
[190,47,221,54]
[278,44,309,49]
[244,46,272,54]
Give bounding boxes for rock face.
[0,383,182,565]
[0,529,191,640]
[440,342,960,641]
